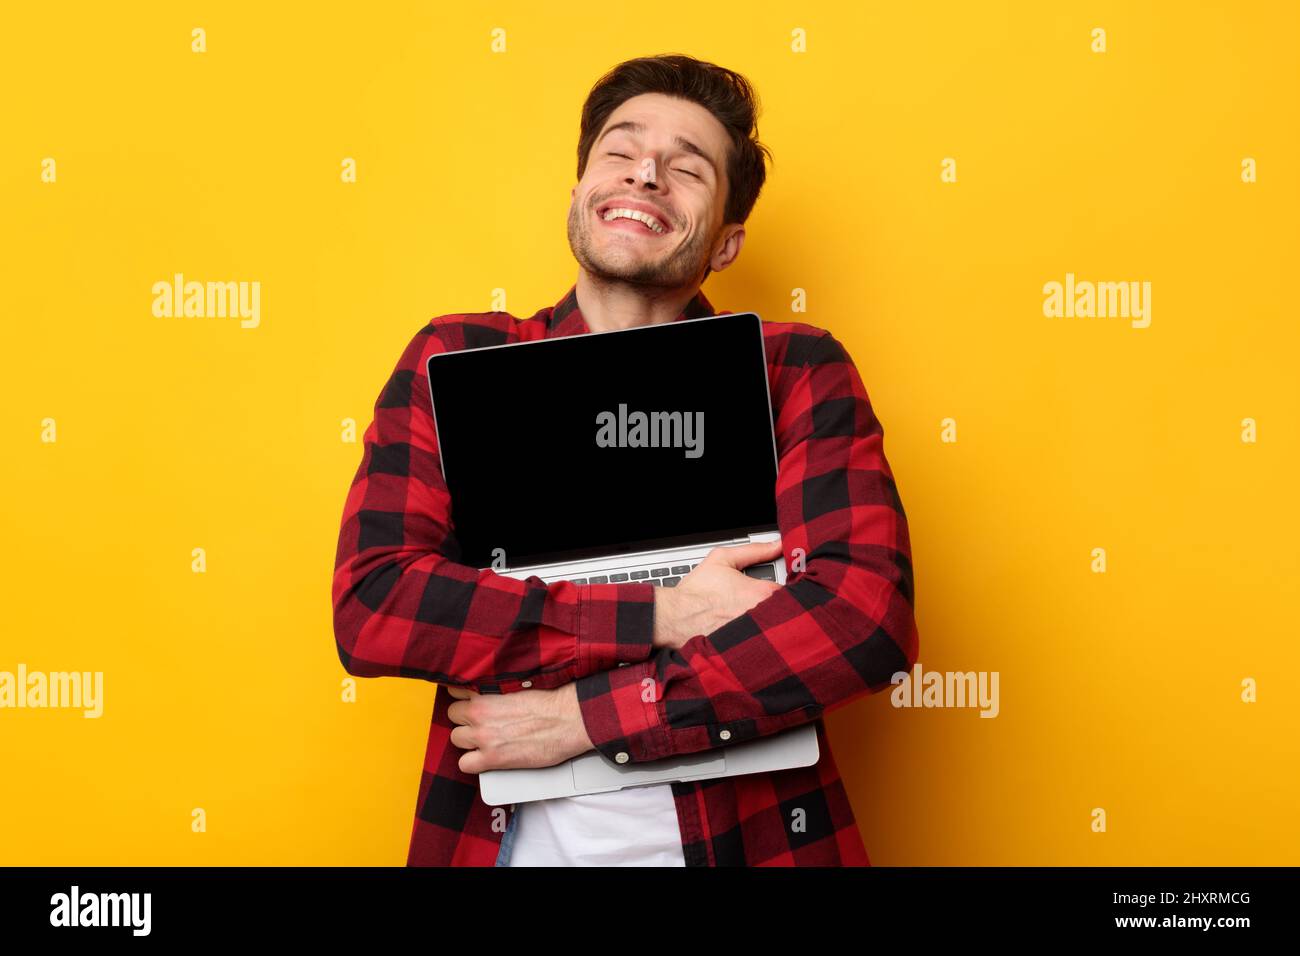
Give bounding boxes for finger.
[705,539,783,569]
[449,724,478,751]
[744,580,782,603]
[442,684,474,699]
[458,750,485,775]
[446,701,472,726]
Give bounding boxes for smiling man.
[565,88,746,325]
[332,53,919,866]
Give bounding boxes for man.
[332,53,919,866]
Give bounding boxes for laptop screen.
[425,312,779,569]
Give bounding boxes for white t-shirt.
[504,783,686,866]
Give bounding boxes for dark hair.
[576,54,772,228]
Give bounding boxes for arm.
[573,330,920,762]
[331,320,657,691]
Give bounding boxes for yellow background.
[2,1,1296,865]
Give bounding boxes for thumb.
[706,539,783,570]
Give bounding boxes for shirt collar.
[546,283,718,338]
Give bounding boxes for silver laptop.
[425,310,820,806]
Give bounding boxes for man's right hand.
[651,539,784,651]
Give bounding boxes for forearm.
[577,561,916,764]
[333,551,657,690]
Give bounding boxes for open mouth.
[596,203,670,236]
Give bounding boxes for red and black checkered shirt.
[332,283,919,866]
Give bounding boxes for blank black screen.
[425,312,779,568]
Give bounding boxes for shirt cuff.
[574,657,672,764]
[576,582,657,676]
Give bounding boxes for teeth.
[601,207,665,234]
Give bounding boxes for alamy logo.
[595,404,704,458]
[152,272,261,328]
[891,663,1000,718]
[1042,272,1151,328]
[50,885,151,936]
[0,664,102,717]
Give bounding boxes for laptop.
[425,310,820,806]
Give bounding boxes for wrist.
[652,587,678,649]
[560,682,594,757]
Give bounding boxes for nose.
[626,156,658,188]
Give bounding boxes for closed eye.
[608,152,701,180]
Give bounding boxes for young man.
[332,54,919,866]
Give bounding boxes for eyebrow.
[596,120,718,178]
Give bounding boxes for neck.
[574,270,702,333]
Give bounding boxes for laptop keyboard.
[566,561,777,587]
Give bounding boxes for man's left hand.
[443,682,594,775]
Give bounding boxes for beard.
[567,199,713,289]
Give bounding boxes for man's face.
[567,92,737,289]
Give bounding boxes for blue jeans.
[494,807,519,866]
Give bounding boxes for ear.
[709,225,746,274]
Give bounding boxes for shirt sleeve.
[331,320,657,692]
[574,329,919,762]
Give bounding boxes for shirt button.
[521,680,532,688]
[719,729,731,741]
[615,752,629,763]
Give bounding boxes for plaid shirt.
[332,283,919,866]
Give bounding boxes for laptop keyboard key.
[743,564,777,581]
[650,567,669,577]
[662,576,680,587]
[588,575,608,584]
[670,565,691,574]
[569,578,587,584]
[630,570,649,579]
[609,573,629,582]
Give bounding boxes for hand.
[653,539,784,651]
[442,682,594,775]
